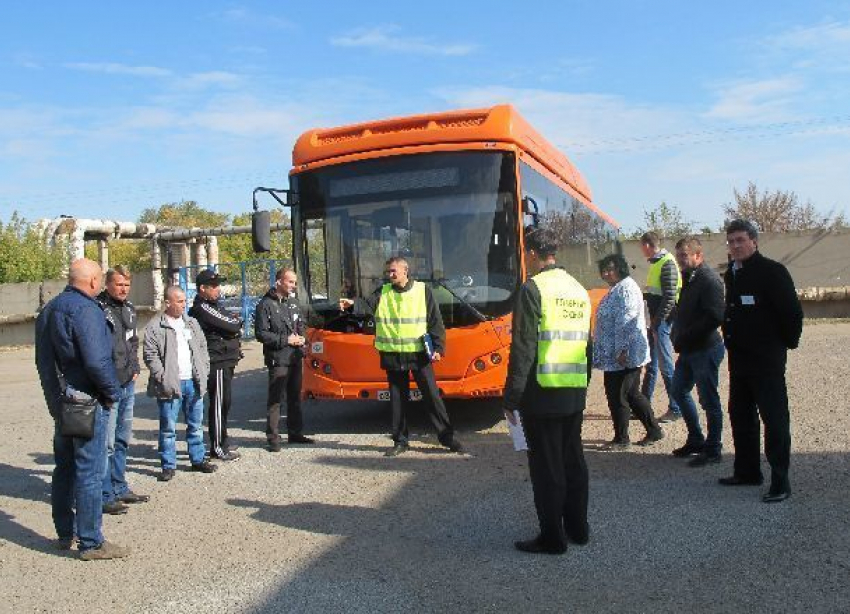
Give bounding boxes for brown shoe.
[79,541,130,561]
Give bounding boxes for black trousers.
[523,413,589,549]
[728,369,791,490]
[386,363,453,445]
[603,367,660,442]
[207,365,234,457]
[266,361,304,442]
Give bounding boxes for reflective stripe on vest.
[533,268,591,388]
[645,252,682,299]
[374,281,427,353]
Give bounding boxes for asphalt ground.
[0,322,848,613]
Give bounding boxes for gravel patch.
[1,325,848,613]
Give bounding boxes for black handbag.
[58,390,97,439]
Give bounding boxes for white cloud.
[63,62,173,78]
[704,76,803,122]
[213,7,293,30]
[179,71,243,89]
[331,26,476,57]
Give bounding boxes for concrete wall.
[0,270,159,346]
[3,228,850,345]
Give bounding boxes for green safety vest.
[533,268,591,388]
[374,281,427,353]
[645,252,682,300]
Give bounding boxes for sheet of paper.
[508,410,528,452]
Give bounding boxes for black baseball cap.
[196,269,226,287]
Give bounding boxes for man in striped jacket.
[189,269,242,462]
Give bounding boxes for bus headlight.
[490,353,502,365]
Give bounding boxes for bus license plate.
[377,390,422,401]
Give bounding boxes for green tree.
[0,212,65,283]
[629,201,694,239]
[724,182,846,232]
[219,209,293,264]
[140,200,228,228]
[84,239,151,272]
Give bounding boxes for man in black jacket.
[255,268,314,452]
[97,265,148,514]
[503,228,591,555]
[669,238,726,467]
[189,269,242,461]
[339,256,464,457]
[720,219,803,503]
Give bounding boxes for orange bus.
[260,104,620,402]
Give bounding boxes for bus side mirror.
[522,196,540,227]
[252,210,271,253]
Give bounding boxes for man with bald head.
[35,258,129,560]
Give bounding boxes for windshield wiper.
[420,278,491,323]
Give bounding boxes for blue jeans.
[671,341,725,454]
[52,403,107,552]
[158,379,206,469]
[102,381,135,503]
[642,319,680,415]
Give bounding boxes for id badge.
[741,295,755,306]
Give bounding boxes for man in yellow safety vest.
[340,257,465,457]
[640,231,682,423]
[503,227,592,555]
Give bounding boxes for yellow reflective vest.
[533,268,590,388]
[374,281,427,353]
[645,252,681,301]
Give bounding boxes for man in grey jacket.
[144,286,217,482]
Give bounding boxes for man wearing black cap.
[188,269,242,461]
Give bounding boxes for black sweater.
[97,291,140,386]
[188,296,242,367]
[722,251,803,373]
[671,262,724,354]
[254,290,306,367]
[502,265,591,417]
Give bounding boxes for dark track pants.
[603,367,661,442]
[386,363,453,445]
[728,369,791,490]
[267,361,304,442]
[208,365,234,457]
[523,413,589,549]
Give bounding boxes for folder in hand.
[422,333,435,361]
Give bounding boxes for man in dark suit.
[720,219,803,503]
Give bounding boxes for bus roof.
[292,104,592,202]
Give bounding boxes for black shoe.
[600,439,630,452]
[636,430,664,446]
[688,451,722,467]
[672,443,704,457]
[191,460,218,474]
[223,441,240,452]
[288,434,315,445]
[210,450,241,461]
[102,501,129,515]
[658,410,682,424]
[514,537,567,555]
[384,443,409,457]
[158,468,175,482]
[565,524,590,546]
[762,489,791,503]
[118,491,150,504]
[268,440,282,453]
[718,475,763,486]
[446,439,466,455]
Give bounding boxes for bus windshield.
[293,151,519,329]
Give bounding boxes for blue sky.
[2,1,849,232]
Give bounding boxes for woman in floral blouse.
[593,254,664,450]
